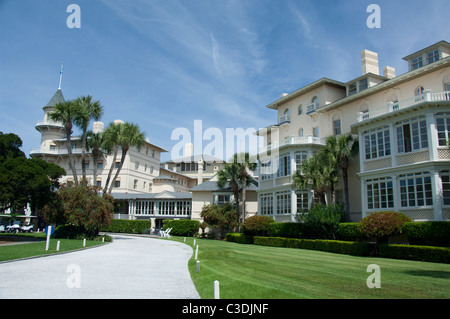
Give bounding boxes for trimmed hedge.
[242,216,274,236]
[226,233,254,244]
[403,222,450,247]
[337,223,366,241]
[254,236,370,257]
[102,220,151,234]
[379,244,450,263]
[163,220,200,237]
[268,222,304,238]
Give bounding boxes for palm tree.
[102,121,123,194]
[107,122,145,194]
[49,100,81,185]
[322,134,359,221]
[86,131,110,187]
[293,154,337,205]
[217,153,256,227]
[73,96,103,184]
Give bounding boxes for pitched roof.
[44,89,65,108]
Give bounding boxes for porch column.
[432,171,443,221]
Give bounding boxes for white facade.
[258,40,450,222]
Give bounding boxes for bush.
[54,224,112,241]
[254,236,369,256]
[201,203,238,239]
[403,222,450,247]
[163,220,200,237]
[241,215,275,236]
[359,212,411,243]
[226,233,254,244]
[379,244,450,264]
[268,223,304,238]
[102,219,151,234]
[299,204,344,239]
[337,223,366,241]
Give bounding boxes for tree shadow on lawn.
[402,270,450,279]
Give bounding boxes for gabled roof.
[44,89,65,108]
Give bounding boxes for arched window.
[284,108,290,116]
[415,86,425,102]
[312,96,319,106]
[443,76,450,92]
[298,105,303,115]
[298,127,304,137]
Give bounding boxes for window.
[277,154,291,177]
[114,180,121,188]
[135,161,139,170]
[359,78,368,91]
[396,117,428,153]
[298,105,303,115]
[348,83,357,96]
[298,127,304,137]
[295,151,308,172]
[436,114,450,146]
[96,179,102,187]
[216,194,232,206]
[261,160,274,180]
[133,179,138,189]
[415,86,425,102]
[411,56,423,70]
[296,191,309,212]
[313,127,319,138]
[260,194,273,215]
[366,177,394,210]
[399,172,432,207]
[363,126,391,160]
[445,82,450,92]
[333,115,341,136]
[276,191,291,214]
[427,49,439,64]
[442,171,450,206]
[85,161,90,169]
[115,161,121,169]
[151,150,155,158]
[97,161,103,169]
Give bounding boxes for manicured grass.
[0,233,107,262]
[169,236,450,299]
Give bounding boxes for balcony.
[306,102,320,114]
[259,136,326,154]
[30,147,83,156]
[35,120,64,129]
[357,90,450,122]
[278,114,290,125]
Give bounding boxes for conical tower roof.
[44,89,65,108]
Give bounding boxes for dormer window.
[427,49,440,64]
[411,56,423,70]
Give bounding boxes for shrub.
[54,224,112,241]
[102,219,151,234]
[268,223,304,238]
[201,203,238,239]
[254,236,287,247]
[299,204,344,239]
[226,233,254,244]
[403,222,450,247]
[337,223,366,241]
[242,215,275,236]
[379,244,450,264]
[359,212,411,243]
[163,219,200,237]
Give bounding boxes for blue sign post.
[45,225,54,251]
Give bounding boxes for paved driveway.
[0,235,200,299]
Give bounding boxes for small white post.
[56,240,60,251]
[184,237,186,243]
[195,245,199,260]
[45,230,51,251]
[196,260,200,273]
[83,238,86,247]
[102,237,105,243]
[214,280,220,299]
[193,239,196,246]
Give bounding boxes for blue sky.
[0,0,449,162]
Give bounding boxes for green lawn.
[0,233,107,262]
[169,236,450,299]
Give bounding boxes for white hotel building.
[257,41,450,222]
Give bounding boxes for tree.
[0,132,65,214]
[200,203,238,239]
[49,100,82,185]
[73,96,103,184]
[106,122,145,194]
[322,134,359,221]
[293,153,337,205]
[217,153,256,228]
[86,131,110,187]
[102,121,123,194]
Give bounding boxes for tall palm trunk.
[81,133,88,185]
[65,122,78,186]
[108,147,128,195]
[103,146,118,194]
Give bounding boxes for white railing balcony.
[259,135,325,153]
[35,120,64,128]
[30,147,83,156]
[306,102,319,114]
[357,90,450,122]
[278,114,290,124]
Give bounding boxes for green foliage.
[162,219,200,237]
[201,203,238,238]
[55,185,114,235]
[268,222,304,238]
[337,223,366,241]
[299,204,344,239]
[379,244,450,264]
[226,233,254,244]
[402,222,450,247]
[241,215,274,236]
[54,224,112,241]
[102,219,151,234]
[359,212,412,242]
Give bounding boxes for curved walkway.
[0,235,200,299]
